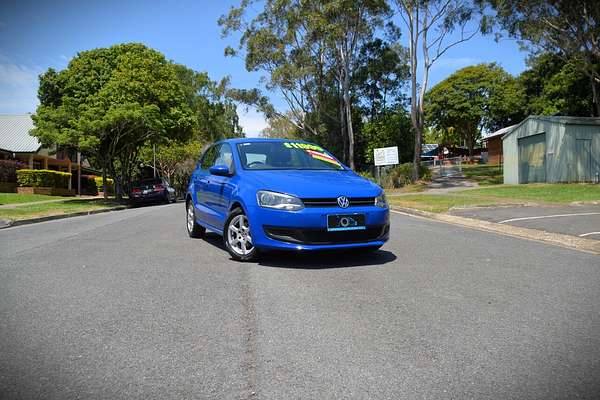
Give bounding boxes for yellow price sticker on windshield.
[283,142,324,151]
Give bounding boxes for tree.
[354,38,410,119]
[261,112,301,138]
[425,63,525,157]
[518,52,596,117]
[488,0,600,115]
[361,109,414,164]
[392,0,490,179]
[139,140,202,196]
[32,43,195,200]
[219,0,391,169]
[173,65,243,141]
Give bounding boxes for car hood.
[243,169,382,198]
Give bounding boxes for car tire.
[186,200,205,238]
[224,208,259,262]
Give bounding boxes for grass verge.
[0,193,73,205]
[0,199,122,221]
[389,184,600,213]
[461,164,503,185]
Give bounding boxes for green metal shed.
[502,116,600,184]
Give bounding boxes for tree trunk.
[102,167,108,200]
[344,87,355,169]
[340,93,348,164]
[340,53,355,170]
[591,73,600,117]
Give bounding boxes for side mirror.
[209,164,231,176]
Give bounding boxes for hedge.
[80,175,99,196]
[17,169,71,188]
[0,160,27,183]
[94,176,115,195]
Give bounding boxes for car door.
[193,144,220,228]
[208,143,235,230]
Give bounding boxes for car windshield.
[237,141,344,170]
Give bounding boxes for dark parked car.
[131,177,177,204]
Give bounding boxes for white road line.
[498,212,600,224]
[390,209,420,218]
[579,232,600,238]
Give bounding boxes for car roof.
[216,137,313,145]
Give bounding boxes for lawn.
[461,164,503,185]
[0,199,122,221]
[389,183,600,213]
[0,193,73,205]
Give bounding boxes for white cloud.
[0,55,41,114]
[432,57,481,69]
[238,107,268,138]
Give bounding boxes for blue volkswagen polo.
[186,138,389,261]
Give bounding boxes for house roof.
[502,115,600,140]
[483,124,518,140]
[0,115,41,153]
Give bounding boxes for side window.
[214,143,234,172]
[200,145,219,170]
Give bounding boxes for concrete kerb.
[0,206,127,229]
[391,206,600,255]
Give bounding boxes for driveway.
[450,204,600,240]
[1,204,599,399]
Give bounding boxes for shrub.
[17,169,71,188]
[80,175,99,196]
[356,170,376,183]
[377,163,432,189]
[0,160,27,183]
[94,176,115,195]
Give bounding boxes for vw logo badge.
[337,196,350,208]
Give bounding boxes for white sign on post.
[373,146,399,166]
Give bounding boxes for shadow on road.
[201,232,228,251]
[257,249,396,269]
[198,232,396,269]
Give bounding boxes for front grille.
[264,224,389,245]
[301,197,375,207]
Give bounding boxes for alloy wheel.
[227,214,253,256]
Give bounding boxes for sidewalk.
[391,205,600,255]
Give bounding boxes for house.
[482,124,517,165]
[0,114,84,190]
[502,116,600,184]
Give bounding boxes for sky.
[0,0,529,137]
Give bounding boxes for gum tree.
[392,0,491,179]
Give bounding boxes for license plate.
[143,189,151,194]
[327,214,366,231]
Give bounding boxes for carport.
[502,116,600,184]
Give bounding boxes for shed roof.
[502,115,600,140]
[0,115,41,153]
[483,124,518,140]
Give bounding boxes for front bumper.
[247,204,390,251]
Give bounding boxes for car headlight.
[375,192,387,208]
[257,190,304,211]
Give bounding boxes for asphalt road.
[450,204,600,240]
[1,204,599,399]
